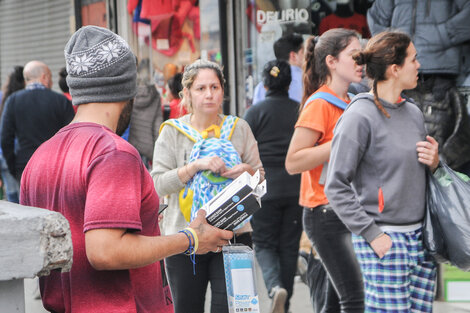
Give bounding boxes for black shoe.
[297,251,309,285]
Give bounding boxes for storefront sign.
[256,8,309,25]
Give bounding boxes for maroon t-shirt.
[21,122,173,313]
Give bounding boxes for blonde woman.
[151,60,263,313]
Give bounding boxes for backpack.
[161,115,242,222]
[303,91,353,185]
[303,91,354,110]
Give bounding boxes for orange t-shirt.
[296,85,349,208]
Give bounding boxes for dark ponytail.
[354,31,411,118]
[372,79,390,118]
[302,36,318,106]
[353,51,390,118]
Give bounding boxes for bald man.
[1,60,74,183]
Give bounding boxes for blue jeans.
[0,155,19,203]
[303,205,364,313]
[251,196,303,309]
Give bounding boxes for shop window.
[242,0,372,109]
[128,0,205,103]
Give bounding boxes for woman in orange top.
[285,28,365,313]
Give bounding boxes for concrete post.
[0,200,73,312]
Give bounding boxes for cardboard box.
[222,244,260,313]
[203,170,266,230]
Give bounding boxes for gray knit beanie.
[64,25,137,106]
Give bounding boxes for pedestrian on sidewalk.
[0,65,24,203]
[152,59,263,313]
[325,30,440,312]
[368,0,470,174]
[58,67,72,102]
[128,58,163,170]
[252,33,304,105]
[244,59,302,313]
[164,72,186,120]
[1,61,74,184]
[285,28,365,312]
[20,25,232,313]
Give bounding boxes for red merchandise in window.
[140,0,180,19]
[319,13,370,38]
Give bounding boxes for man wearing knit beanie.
[20,25,232,313]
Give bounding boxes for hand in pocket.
[370,233,392,259]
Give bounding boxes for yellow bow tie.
[201,124,221,139]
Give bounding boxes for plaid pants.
[352,228,436,313]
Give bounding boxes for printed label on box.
[203,171,266,230]
[223,245,260,313]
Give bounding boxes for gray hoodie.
[325,94,427,243]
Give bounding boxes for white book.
[203,170,266,230]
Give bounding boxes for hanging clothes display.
[128,0,198,57]
[140,0,179,18]
[319,12,370,37]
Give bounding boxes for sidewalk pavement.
[25,268,470,313]
[245,260,470,313]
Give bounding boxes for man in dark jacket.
[1,61,75,183]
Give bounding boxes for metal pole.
[74,0,82,30]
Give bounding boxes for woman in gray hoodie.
[325,31,440,312]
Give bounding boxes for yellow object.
[270,66,280,77]
[201,124,221,139]
[179,188,194,222]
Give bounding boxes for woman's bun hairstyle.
[353,51,368,66]
[360,30,412,118]
[262,59,291,92]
